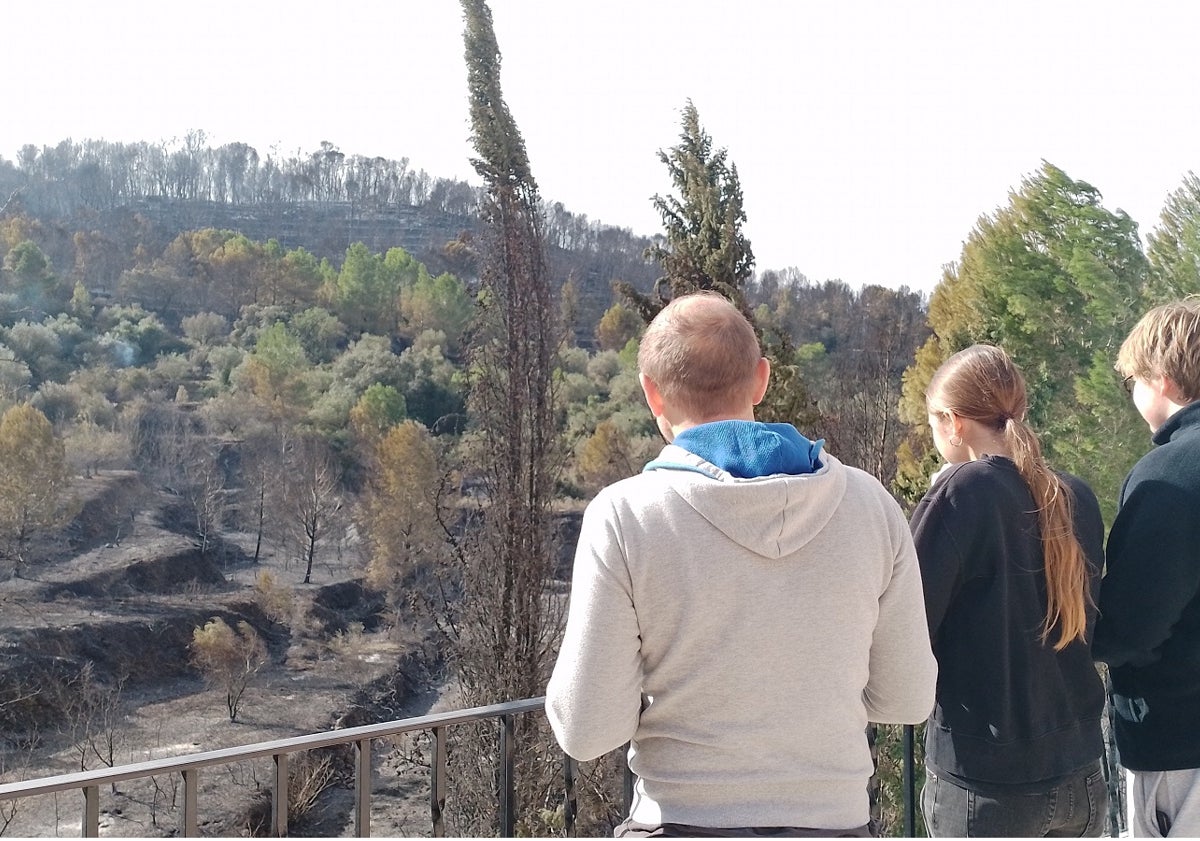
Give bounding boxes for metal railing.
[0,697,549,837]
[0,701,925,838]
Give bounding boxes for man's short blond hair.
[637,292,762,419]
[1117,297,1200,402]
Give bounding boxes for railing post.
[355,738,371,837]
[273,752,289,837]
[83,785,100,837]
[903,725,916,837]
[431,726,448,837]
[563,753,578,836]
[623,742,634,815]
[499,714,516,837]
[181,768,199,836]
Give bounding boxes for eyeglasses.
[1122,375,1136,395]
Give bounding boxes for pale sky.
[5,1,1200,294]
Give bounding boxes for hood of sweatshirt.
[641,420,846,559]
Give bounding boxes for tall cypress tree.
[452,0,565,833]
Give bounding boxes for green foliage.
[290,306,346,364]
[4,320,66,384]
[396,332,465,433]
[190,617,268,723]
[0,341,32,401]
[330,242,403,336]
[621,100,753,320]
[69,281,92,321]
[308,334,404,431]
[348,383,407,442]
[0,403,75,570]
[1146,172,1200,301]
[236,321,310,408]
[896,162,1149,520]
[4,240,53,287]
[594,302,643,351]
[181,312,229,346]
[96,304,181,366]
[401,270,473,353]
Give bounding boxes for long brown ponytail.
[928,345,1091,650]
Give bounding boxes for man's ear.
[750,357,771,406]
[1161,376,1188,403]
[640,372,665,416]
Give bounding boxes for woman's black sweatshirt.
[910,456,1106,784]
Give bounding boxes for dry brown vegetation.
[0,470,463,837]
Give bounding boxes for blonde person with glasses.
[1094,299,1200,837]
[911,344,1108,837]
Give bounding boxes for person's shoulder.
[937,458,1006,491]
[835,458,906,515]
[915,459,1013,516]
[590,471,654,502]
[1129,432,1194,480]
[1057,470,1100,504]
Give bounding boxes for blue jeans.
[922,763,1108,837]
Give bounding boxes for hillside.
[0,470,450,836]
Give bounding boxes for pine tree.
[619,101,817,428]
[616,100,753,321]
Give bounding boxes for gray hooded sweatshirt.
[546,435,936,830]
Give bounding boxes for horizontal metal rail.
[0,697,546,837]
[0,698,927,837]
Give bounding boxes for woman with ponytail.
[911,344,1108,837]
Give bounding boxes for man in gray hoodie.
[546,292,937,837]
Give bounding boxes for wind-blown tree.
[459,0,563,699]
[896,161,1148,520]
[448,0,565,833]
[0,403,75,575]
[1146,172,1200,301]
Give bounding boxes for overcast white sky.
[5,1,1200,294]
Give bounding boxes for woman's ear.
[944,410,965,440]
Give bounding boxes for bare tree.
[275,435,343,585]
[62,663,127,791]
